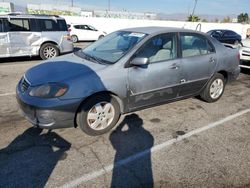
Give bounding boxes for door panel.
[179,33,217,96]
[128,59,181,109]
[128,33,181,109]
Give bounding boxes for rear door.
[179,33,217,97]
[0,18,10,57]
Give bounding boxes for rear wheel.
[40,43,59,60]
[71,35,78,43]
[200,73,225,103]
[77,94,121,136]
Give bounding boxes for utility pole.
[191,0,198,16]
[108,0,110,11]
[71,0,73,7]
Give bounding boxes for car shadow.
[109,114,154,188]
[0,127,71,188]
[241,67,250,75]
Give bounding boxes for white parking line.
[0,92,15,97]
[60,108,250,188]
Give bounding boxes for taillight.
[63,34,71,41]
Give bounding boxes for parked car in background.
[0,13,73,60]
[16,27,240,136]
[239,38,250,69]
[67,23,106,43]
[207,29,242,45]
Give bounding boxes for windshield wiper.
[76,51,106,64]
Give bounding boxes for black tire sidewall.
[201,73,225,103]
[78,94,120,136]
[40,43,59,60]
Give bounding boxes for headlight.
[29,83,68,98]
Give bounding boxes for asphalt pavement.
[0,43,249,188]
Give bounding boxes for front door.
[179,33,217,96]
[128,33,182,109]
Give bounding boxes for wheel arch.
[74,90,124,128]
[39,41,60,53]
[217,70,228,83]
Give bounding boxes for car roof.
[120,26,205,35]
[0,14,64,20]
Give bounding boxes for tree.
[187,14,200,22]
[237,13,249,23]
[222,16,231,23]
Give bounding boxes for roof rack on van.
[2,13,61,18]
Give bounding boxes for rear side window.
[181,34,215,58]
[38,19,57,31]
[224,31,237,37]
[57,20,67,31]
[8,19,30,31]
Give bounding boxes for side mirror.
[131,57,149,66]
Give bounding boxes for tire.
[39,43,59,60]
[234,40,239,45]
[200,73,225,103]
[98,35,104,40]
[71,35,78,43]
[77,94,121,136]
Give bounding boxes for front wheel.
[200,73,225,103]
[77,94,121,136]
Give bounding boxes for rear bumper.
[228,66,241,83]
[60,39,74,54]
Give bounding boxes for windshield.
[80,31,147,64]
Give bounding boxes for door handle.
[209,57,215,63]
[170,63,180,69]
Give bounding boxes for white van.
[0,14,73,60]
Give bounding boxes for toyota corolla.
[16,27,240,136]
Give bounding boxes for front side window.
[135,34,177,63]
[8,19,30,31]
[181,34,214,58]
[80,31,147,64]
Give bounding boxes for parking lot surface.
[0,42,250,188]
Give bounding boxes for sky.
[5,0,250,16]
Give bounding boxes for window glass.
[135,34,177,63]
[39,19,57,31]
[81,31,147,64]
[181,34,213,58]
[0,19,4,32]
[9,19,30,31]
[58,20,67,31]
[224,31,236,37]
[74,25,80,29]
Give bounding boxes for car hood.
[25,53,107,86]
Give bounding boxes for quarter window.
[8,19,30,31]
[181,34,214,58]
[135,34,177,63]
